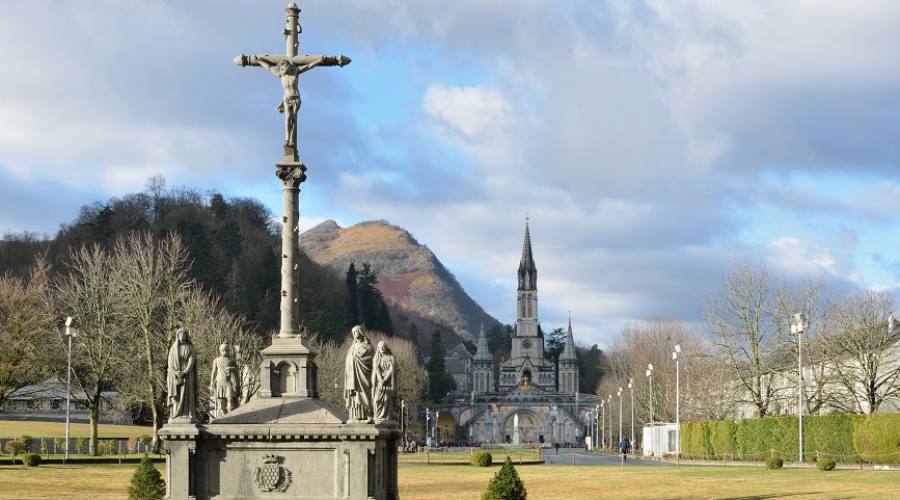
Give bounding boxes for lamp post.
[628,378,635,453]
[673,344,681,457]
[646,363,654,457]
[401,400,406,444]
[617,387,623,446]
[606,395,612,449]
[599,401,604,450]
[64,316,76,462]
[425,409,431,447]
[791,313,806,463]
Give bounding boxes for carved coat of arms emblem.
[255,454,292,492]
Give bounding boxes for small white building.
[642,422,678,457]
[0,378,129,423]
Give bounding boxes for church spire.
[560,313,577,360]
[517,219,537,290]
[474,323,491,362]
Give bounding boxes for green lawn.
[1,462,898,499]
[0,420,152,439]
[398,448,541,465]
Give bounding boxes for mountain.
[300,220,501,344]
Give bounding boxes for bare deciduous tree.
[598,319,707,440]
[821,290,900,413]
[114,232,191,452]
[706,262,819,417]
[0,258,56,408]
[54,245,124,455]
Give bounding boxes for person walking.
[618,436,630,465]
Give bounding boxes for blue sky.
[2,0,900,346]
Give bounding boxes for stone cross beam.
[234,2,350,162]
[234,2,350,339]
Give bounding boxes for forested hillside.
[0,178,346,342]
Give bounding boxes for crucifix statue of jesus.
[233,2,350,340]
[234,2,350,161]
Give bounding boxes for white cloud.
[5,0,900,345]
[423,84,515,142]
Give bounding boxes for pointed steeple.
[560,313,577,360]
[517,219,537,290]
[474,323,492,362]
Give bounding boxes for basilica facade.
[436,223,599,445]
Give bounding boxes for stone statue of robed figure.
[344,326,373,422]
[167,327,197,422]
[372,341,397,422]
[209,341,241,418]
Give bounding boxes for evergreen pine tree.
[407,321,419,345]
[426,328,454,401]
[128,456,166,500]
[481,457,527,500]
[544,327,566,359]
[345,262,359,328]
[373,300,394,336]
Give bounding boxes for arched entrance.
[502,409,546,444]
[436,411,457,444]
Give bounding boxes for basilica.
[435,223,599,445]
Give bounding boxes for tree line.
[0,178,416,453]
[0,232,261,454]
[596,261,900,445]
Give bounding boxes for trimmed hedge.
[708,420,735,459]
[806,414,854,459]
[471,451,493,467]
[681,412,900,464]
[20,453,41,467]
[852,413,900,464]
[817,458,836,471]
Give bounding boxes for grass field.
[0,420,152,439]
[0,462,898,499]
[398,448,541,465]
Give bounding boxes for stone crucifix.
[234,2,350,339]
[234,2,350,163]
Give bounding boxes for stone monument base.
[160,397,398,500]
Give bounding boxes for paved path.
[543,449,673,467]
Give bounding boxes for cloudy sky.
[2,0,900,346]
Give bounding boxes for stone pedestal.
[160,336,399,500]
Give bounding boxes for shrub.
[101,440,119,456]
[765,457,783,470]
[4,440,24,459]
[53,437,65,454]
[19,434,34,452]
[481,457,527,500]
[817,458,836,471]
[471,451,493,467]
[75,437,88,454]
[20,453,42,467]
[138,434,153,454]
[128,456,166,500]
[40,440,49,455]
